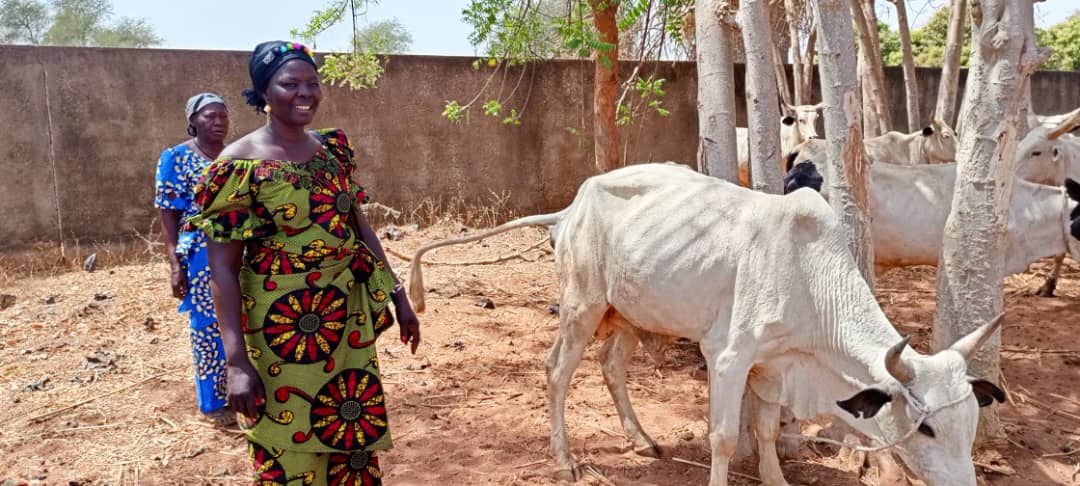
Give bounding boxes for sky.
[109,0,1079,55]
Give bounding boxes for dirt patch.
[1,225,1078,485]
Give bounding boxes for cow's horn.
[949,313,1005,361]
[885,336,915,385]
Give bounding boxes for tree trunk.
[932,0,1045,446]
[769,1,792,107]
[890,0,921,131]
[784,0,806,105]
[695,0,741,183]
[849,0,891,135]
[801,21,817,103]
[738,0,783,193]
[935,0,967,128]
[591,0,620,173]
[815,0,875,288]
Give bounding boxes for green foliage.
[293,1,409,91]
[354,18,412,54]
[91,17,159,47]
[875,6,969,67]
[617,76,669,126]
[44,0,109,45]
[0,0,49,44]
[1037,11,1080,71]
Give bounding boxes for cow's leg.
[751,394,791,486]
[600,327,661,458]
[547,301,608,482]
[1035,253,1066,297]
[700,340,754,486]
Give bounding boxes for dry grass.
[368,190,516,230]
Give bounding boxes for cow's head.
[783,161,823,194]
[781,103,823,151]
[1015,139,1074,185]
[919,117,957,164]
[836,315,1006,486]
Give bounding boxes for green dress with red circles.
[189,129,393,485]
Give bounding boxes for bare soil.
[1,224,1078,485]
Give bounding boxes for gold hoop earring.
[264,105,272,113]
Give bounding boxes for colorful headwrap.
[242,40,318,112]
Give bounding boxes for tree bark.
[784,0,806,105]
[815,0,875,288]
[695,0,741,183]
[932,0,1045,446]
[849,0,891,135]
[591,0,620,173]
[738,0,783,193]
[801,20,817,104]
[935,0,967,127]
[890,0,921,131]
[769,1,792,107]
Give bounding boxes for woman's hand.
[227,362,265,419]
[393,292,421,354]
[170,265,188,300]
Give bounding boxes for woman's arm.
[207,240,265,418]
[160,209,187,299]
[350,208,421,353]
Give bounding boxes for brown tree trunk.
[591,0,620,173]
[849,0,890,135]
[801,21,817,103]
[932,0,1047,446]
[738,0,784,193]
[695,0,741,183]
[815,0,875,288]
[935,0,967,128]
[769,1,792,107]
[890,0,921,132]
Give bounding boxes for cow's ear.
[782,115,796,126]
[922,125,935,136]
[837,388,893,419]
[970,379,1005,407]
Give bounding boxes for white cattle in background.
[407,162,1011,486]
[786,118,957,167]
[785,149,1080,276]
[737,103,822,187]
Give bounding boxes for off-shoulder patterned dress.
[189,129,394,486]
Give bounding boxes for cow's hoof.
[554,466,581,482]
[633,443,662,458]
[1034,278,1057,297]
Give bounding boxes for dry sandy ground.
[0,224,1078,485]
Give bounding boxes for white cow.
[783,151,1080,275]
[737,103,822,186]
[787,118,957,167]
[408,163,1010,486]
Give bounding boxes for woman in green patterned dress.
[189,40,420,485]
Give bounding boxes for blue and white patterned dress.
[154,143,228,414]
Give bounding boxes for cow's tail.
[407,210,567,313]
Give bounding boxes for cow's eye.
[917,423,935,438]
[1033,151,1043,156]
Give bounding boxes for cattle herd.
[406,106,1080,486]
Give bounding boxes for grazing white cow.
[787,118,957,167]
[784,150,1080,275]
[408,163,1011,486]
[737,103,822,187]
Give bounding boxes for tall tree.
[932,0,1048,444]
[889,0,920,132]
[0,0,48,44]
[849,0,890,135]
[694,0,740,183]
[814,0,874,287]
[355,17,413,53]
[591,0,621,173]
[1036,12,1080,71]
[935,0,969,127]
[738,0,783,192]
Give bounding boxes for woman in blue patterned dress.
[154,92,233,423]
